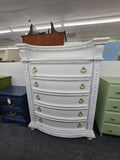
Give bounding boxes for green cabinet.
[96,77,120,136]
[0,76,11,90]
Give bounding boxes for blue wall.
[103,42,120,61]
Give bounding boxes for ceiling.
[1,0,120,47]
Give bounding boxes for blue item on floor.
[0,86,30,126]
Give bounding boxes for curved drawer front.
[36,116,86,129]
[30,63,93,77]
[34,104,88,118]
[33,92,89,107]
[31,79,91,93]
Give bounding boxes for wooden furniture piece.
[16,37,109,138]
[96,77,120,136]
[0,76,11,90]
[0,86,30,126]
[22,22,67,46]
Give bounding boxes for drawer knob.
[116,91,120,94]
[79,98,84,104]
[77,123,82,128]
[111,118,115,121]
[33,66,37,73]
[108,129,112,132]
[80,83,85,89]
[8,104,15,107]
[37,107,41,112]
[34,81,39,87]
[36,95,40,100]
[78,111,83,117]
[113,105,118,109]
[10,111,16,116]
[39,118,43,123]
[81,67,86,73]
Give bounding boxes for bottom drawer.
[102,123,120,136]
[36,116,86,129]
[2,115,30,126]
[1,109,23,117]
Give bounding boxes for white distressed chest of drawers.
[16,37,109,139]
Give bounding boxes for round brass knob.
[79,98,84,104]
[34,81,39,87]
[37,107,41,112]
[33,66,37,73]
[8,104,15,107]
[78,111,83,117]
[81,67,86,73]
[116,91,120,94]
[77,123,82,128]
[113,105,118,109]
[10,111,17,116]
[39,118,43,123]
[80,83,85,89]
[108,129,112,132]
[36,95,40,100]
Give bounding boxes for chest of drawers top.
[102,77,120,83]
[16,38,109,61]
[0,86,27,111]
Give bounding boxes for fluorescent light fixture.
[54,24,62,28]
[36,24,62,30]
[1,17,120,35]
[0,29,11,34]
[64,17,120,27]
[12,24,62,32]
[12,27,29,32]
[36,25,51,30]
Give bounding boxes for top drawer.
[0,95,27,108]
[29,63,93,77]
[107,84,120,98]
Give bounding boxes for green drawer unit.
[95,77,120,136]
[0,76,12,90]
